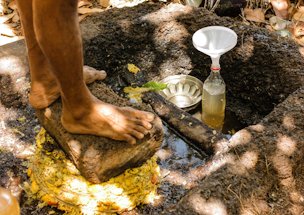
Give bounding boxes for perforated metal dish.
[159,75,203,109]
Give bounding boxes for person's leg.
[16,0,59,109]
[16,0,107,109]
[31,0,154,144]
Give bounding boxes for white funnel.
[192,26,237,68]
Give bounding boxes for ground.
[0,1,304,215]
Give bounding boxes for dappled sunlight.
[289,204,304,215]
[241,198,270,215]
[227,129,252,151]
[283,115,296,130]
[271,153,294,186]
[26,129,160,214]
[269,133,304,215]
[153,21,189,45]
[290,191,304,204]
[228,151,259,176]
[0,0,22,46]
[67,139,82,158]
[214,131,247,154]
[248,123,265,132]
[155,148,172,160]
[0,54,29,110]
[188,194,228,215]
[187,154,234,182]
[276,135,296,156]
[0,30,22,46]
[151,20,191,77]
[163,169,188,186]
[141,3,193,26]
[271,134,297,188]
[239,151,259,170]
[140,4,194,78]
[0,55,22,74]
[0,106,35,156]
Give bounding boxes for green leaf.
[142,81,167,91]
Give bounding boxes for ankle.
[61,91,95,121]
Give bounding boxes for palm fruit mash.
[25,128,161,215]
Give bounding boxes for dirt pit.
[0,2,303,215]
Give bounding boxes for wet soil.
[0,2,304,215]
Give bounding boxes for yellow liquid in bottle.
[0,188,20,215]
[202,84,226,130]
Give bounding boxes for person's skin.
[16,0,155,145]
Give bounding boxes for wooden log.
[35,82,164,183]
[143,92,227,155]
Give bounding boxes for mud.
[0,2,303,215]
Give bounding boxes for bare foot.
[61,100,155,144]
[29,66,106,109]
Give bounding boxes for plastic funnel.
[192,26,237,67]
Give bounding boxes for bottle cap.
[211,66,221,71]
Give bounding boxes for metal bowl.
[158,75,203,109]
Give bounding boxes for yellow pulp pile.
[26,128,160,215]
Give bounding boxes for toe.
[95,70,107,80]
[135,110,155,121]
[124,108,155,122]
[83,65,107,83]
[140,120,153,130]
[122,134,137,145]
[129,129,145,140]
[131,122,149,135]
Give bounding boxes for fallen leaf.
[123,86,150,94]
[269,16,290,30]
[78,14,90,22]
[270,0,290,19]
[8,0,17,10]
[293,11,304,22]
[127,63,140,74]
[276,29,291,37]
[244,8,265,23]
[78,7,103,15]
[123,86,150,102]
[12,12,19,23]
[0,13,14,24]
[100,0,110,8]
[78,0,92,8]
[0,24,16,36]
[17,116,26,123]
[12,128,25,137]
[142,81,167,91]
[289,22,304,46]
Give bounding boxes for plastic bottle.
[0,187,20,215]
[202,66,226,130]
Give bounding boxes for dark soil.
[0,76,209,215]
[0,2,303,215]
